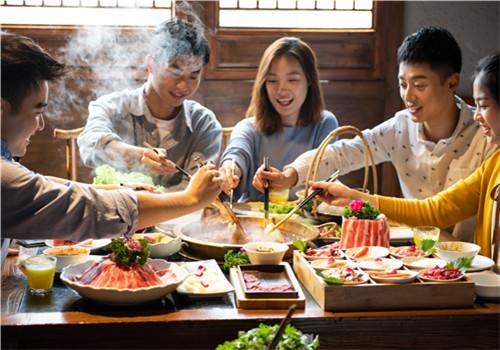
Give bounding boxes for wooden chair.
[53,127,84,181]
[221,126,233,153]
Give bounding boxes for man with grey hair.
[78,17,222,191]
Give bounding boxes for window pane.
[355,0,372,10]
[154,0,171,8]
[317,0,334,10]
[44,0,62,6]
[136,0,153,6]
[239,0,257,9]
[219,0,237,8]
[25,0,43,5]
[118,0,135,7]
[63,0,80,6]
[5,0,24,5]
[219,9,372,28]
[100,0,117,7]
[81,0,98,6]
[259,0,276,9]
[277,0,296,9]
[335,0,353,10]
[297,0,314,9]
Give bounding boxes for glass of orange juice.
[269,188,290,203]
[25,255,57,295]
[412,226,440,248]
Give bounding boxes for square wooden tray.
[293,251,475,312]
[230,262,305,309]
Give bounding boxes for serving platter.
[45,238,111,251]
[177,259,233,297]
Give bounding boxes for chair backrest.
[53,127,84,181]
[221,126,233,154]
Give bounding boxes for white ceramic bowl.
[43,246,90,272]
[435,241,480,263]
[133,232,183,258]
[243,241,288,265]
[467,271,500,298]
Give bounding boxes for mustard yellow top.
[377,150,500,257]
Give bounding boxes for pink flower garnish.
[374,257,382,262]
[389,269,397,274]
[126,238,142,252]
[408,245,416,251]
[345,267,354,274]
[327,257,336,263]
[349,200,364,212]
[201,281,209,288]
[240,247,246,253]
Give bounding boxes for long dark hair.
[473,53,499,105]
[246,36,325,135]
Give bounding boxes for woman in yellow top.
[311,53,499,258]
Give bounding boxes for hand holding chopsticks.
[263,156,270,223]
[143,142,191,178]
[266,170,340,234]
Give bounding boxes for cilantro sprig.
[316,271,344,285]
[446,257,474,273]
[293,239,308,253]
[419,239,438,253]
[109,238,150,266]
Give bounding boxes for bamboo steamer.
[173,215,318,261]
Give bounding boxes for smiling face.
[1,81,48,157]
[264,55,308,125]
[148,54,203,110]
[398,62,459,124]
[473,73,500,144]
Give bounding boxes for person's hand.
[185,163,223,207]
[309,180,372,207]
[219,160,240,194]
[140,147,177,174]
[252,166,296,193]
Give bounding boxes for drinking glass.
[412,226,440,248]
[25,255,57,295]
[269,188,290,203]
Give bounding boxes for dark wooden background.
[4,1,404,196]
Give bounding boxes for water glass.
[412,226,440,248]
[25,255,57,296]
[269,188,290,203]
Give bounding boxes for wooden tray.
[237,264,298,299]
[293,251,475,312]
[230,262,305,309]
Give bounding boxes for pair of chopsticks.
[143,142,191,178]
[263,156,270,224]
[266,169,340,234]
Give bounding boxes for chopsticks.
[266,169,340,234]
[263,156,270,224]
[268,304,296,350]
[143,142,192,179]
[229,159,236,209]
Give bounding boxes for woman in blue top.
[220,36,339,202]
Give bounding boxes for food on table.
[133,232,172,244]
[216,323,319,350]
[357,257,403,271]
[53,239,78,246]
[401,257,446,270]
[340,216,390,249]
[222,249,250,272]
[390,245,428,257]
[179,265,227,294]
[346,246,390,261]
[419,265,464,281]
[92,164,165,192]
[310,257,352,270]
[368,270,414,279]
[352,246,369,258]
[303,242,343,259]
[258,202,296,214]
[45,246,89,256]
[318,222,341,239]
[242,271,295,292]
[71,238,178,289]
[322,267,367,284]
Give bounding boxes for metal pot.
[173,214,318,261]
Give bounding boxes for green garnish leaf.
[293,239,308,253]
[223,249,250,272]
[216,323,319,350]
[316,271,344,285]
[446,257,474,272]
[109,238,150,266]
[419,239,437,253]
[258,202,296,214]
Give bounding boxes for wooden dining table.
[2,231,499,349]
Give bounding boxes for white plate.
[60,259,188,305]
[357,258,403,271]
[389,227,413,241]
[418,269,464,282]
[402,257,446,270]
[321,268,369,285]
[310,259,354,271]
[368,269,418,284]
[465,255,495,272]
[345,246,389,260]
[45,239,111,250]
[176,259,233,296]
[389,246,431,258]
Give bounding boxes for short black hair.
[1,31,65,113]
[150,17,210,66]
[397,26,462,80]
[473,53,499,105]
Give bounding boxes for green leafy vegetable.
[446,257,474,273]
[316,271,344,285]
[419,239,437,253]
[216,323,319,350]
[258,202,296,214]
[223,249,250,272]
[109,238,150,266]
[293,239,308,253]
[93,165,165,192]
